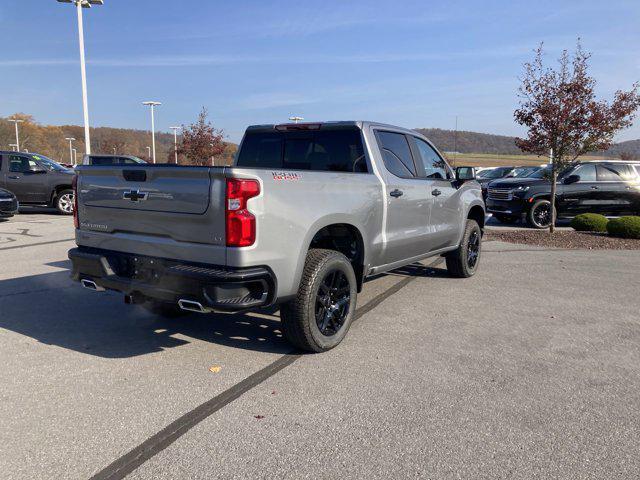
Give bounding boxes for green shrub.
[570,213,609,232]
[607,216,640,239]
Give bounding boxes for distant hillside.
[602,139,640,159]
[415,127,640,158]
[0,114,237,165]
[415,128,522,155]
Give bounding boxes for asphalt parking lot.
[1,212,639,479]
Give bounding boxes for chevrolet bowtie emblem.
[123,189,149,202]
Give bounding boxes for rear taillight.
[72,174,79,229]
[225,178,260,247]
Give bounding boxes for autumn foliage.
[514,41,640,231]
[177,108,226,166]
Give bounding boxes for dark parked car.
[84,154,147,166]
[0,151,75,215]
[486,160,640,228]
[476,165,539,198]
[0,187,18,218]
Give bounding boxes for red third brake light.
[72,174,79,229]
[226,178,260,247]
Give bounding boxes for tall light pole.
[65,137,76,165]
[56,0,103,155]
[8,118,24,151]
[170,126,181,164]
[143,101,161,163]
[289,116,304,124]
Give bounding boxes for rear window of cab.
[236,128,368,173]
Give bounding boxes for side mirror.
[563,174,580,185]
[456,166,476,182]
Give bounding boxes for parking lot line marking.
[89,257,443,480]
[0,238,74,251]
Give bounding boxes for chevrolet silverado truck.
[68,121,485,352]
[0,151,76,214]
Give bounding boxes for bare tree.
[177,108,225,166]
[514,41,640,232]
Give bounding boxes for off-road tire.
[446,219,482,278]
[55,189,75,215]
[280,249,357,353]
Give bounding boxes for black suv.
[0,151,76,215]
[486,160,640,228]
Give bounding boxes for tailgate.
[76,166,227,259]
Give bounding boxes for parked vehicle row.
[486,161,640,228]
[68,121,486,352]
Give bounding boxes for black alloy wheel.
[315,269,351,337]
[467,230,480,269]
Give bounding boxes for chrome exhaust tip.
[81,279,105,292]
[178,299,210,314]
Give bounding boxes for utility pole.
[65,137,76,165]
[143,101,161,163]
[8,118,24,151]
[170,126,181,164]
[56,0,103,154]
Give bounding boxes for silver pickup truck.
[69,121,485,352]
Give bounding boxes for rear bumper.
[0,198,18,216]
[68,247,277,311]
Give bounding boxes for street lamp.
[289,116,304,124]
[56,0,103,155]
[8,118,24,151]
[65,137,76,165]
[142,101,161,163]
[169,126,181,164]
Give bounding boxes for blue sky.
[2,0,639,143]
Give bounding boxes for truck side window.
[597,164,633,181]
[9,156,35,173]
[413,138,450,180]
[571,164,596,182]
[376,131,416,179]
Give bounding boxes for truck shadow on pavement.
[0,261,447,359]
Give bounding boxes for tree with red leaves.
[514,41,640,232]
[178,107,226,166]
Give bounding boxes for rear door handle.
[390,189,403,198]
[590,186,599,190]
[8,176,20,180]
[432,189,442,196]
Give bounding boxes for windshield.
[478,168,508,179]
[506,166,539,178]
[30,154,69,172]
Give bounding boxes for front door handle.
[389,189,403,198]
[8,176,20,180]
[590,186,599,190]
[432,189,442,196]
